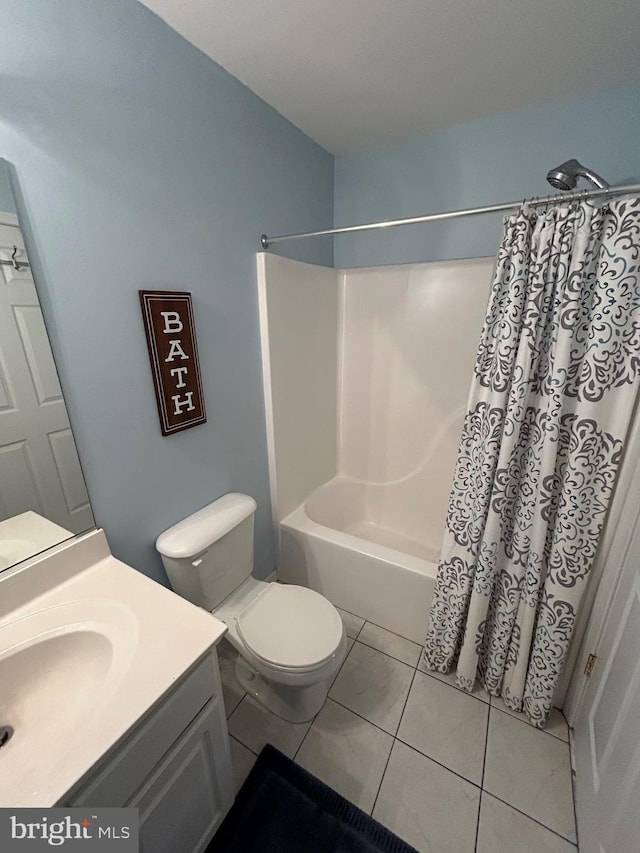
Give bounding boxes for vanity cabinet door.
[132,696,233,853]
[68,654,217,808]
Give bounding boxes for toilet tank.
[155,493,257,610]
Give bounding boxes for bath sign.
[139,290,207,436]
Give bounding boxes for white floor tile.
[417,658,490,703]
[228,735,256,794]
[330,636,355,686]
[397,670,489,785]
[329,642,414,734]
[335,607,365,639]
[227,695,310,758]
[358,622,422,667]
[217,639,245,718]
[477,793,577,853]
[373,740,480,853]
[490,697,569,742]
[484,709,576,842]
[295,699,393,814]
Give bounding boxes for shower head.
[546,159,610,191]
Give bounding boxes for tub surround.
[256,253,338,523]
[259,254,493,641]
[0,529,228,808]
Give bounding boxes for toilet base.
[235,656,332,723]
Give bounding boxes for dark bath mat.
[207,742,417,852]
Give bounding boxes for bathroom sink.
[0,600,138,786]
[0,529,227,807]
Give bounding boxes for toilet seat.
[237,584,343,672]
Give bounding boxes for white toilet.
[156,493,347,723]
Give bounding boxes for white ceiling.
[139,0,640,154]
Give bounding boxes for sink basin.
[0,529,226,807]
[0,600,138,781]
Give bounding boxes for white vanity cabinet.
[62,649,234,853]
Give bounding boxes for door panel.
[0,221,92,532]
[13,304,64,403]
[574,509,640,853]
[0,440,44,519]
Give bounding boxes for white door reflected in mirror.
[0,160,95,571]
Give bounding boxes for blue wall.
[0,0,334,582]
[0,165,16,214]
[334,82,640,268]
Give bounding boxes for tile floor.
[219,607,578,853]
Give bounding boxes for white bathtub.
[278,477,438,644]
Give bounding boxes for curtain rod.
[260,182,640,248]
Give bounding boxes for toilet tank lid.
[155,493,257,559]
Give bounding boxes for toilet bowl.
[155,493,346,723]
[215,576,347,722]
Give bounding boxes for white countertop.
[0,530,226,807]
[0,511,73,570]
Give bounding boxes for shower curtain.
[422,196,640,727]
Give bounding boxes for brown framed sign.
[139,290,207,436]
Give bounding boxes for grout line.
[319,681,503,793]
[328,696,400,739]
[347,638,417,674]
[489,700,570,743]
[329,638,356,689]
[481,790,578,847]
[229,733,258,757]
[226,695,254,752]
[483,706,576,843]
[292,706,322,762]
[392,666,418,739]
[360,617,422,646]
[229,692,317,763]
[393,733,483,791]
[224,634,575,845]
[370,667,419,816]
[416,667,490,705]
[480,709,491,789]
[354,637,421,670]
[227,692,246,719]
[225,693,245,720]
[568,727,580,850]
[336,606,366,641]
[343,614,426,648]
[329,670,493,788]
[474,699,493,852]
[235,689,577,848]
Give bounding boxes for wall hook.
[11,246,22,271]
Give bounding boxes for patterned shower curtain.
[422,196,640,727]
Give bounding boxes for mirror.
[0,158,95,570]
